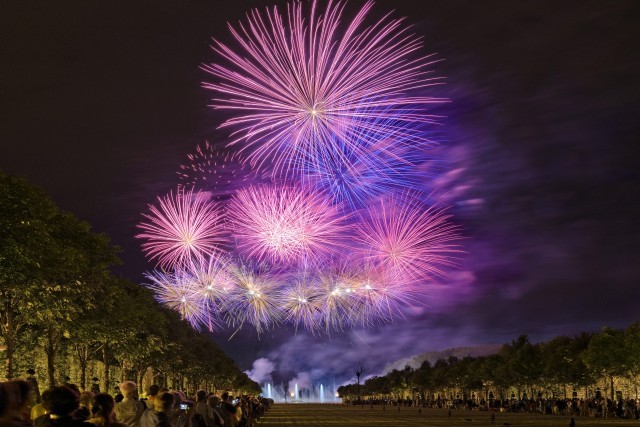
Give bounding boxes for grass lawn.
[257,404,640,426]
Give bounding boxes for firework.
[280,273,324,333]
[177,141,251,199]
[223,262,282,334]
[185,254,235,308]
[355,194,460,282]
[347,264,418,328]
[202,0,442,177]
[137,188,226,268]
[228,185,348,264]
[144,269,211,330]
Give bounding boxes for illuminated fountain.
[262,381,340,403]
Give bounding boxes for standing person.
[217,394,235,427]
[0,380,33,427]
[40,386,94,427]
[145,387,160,412]
[193,391,211,427]
[205,398,223,427]
[114,382,144,427]
[140,393,173,427]
[87,394,126,427]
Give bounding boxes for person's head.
[148,385,160,399]
[79,391,94,408]
[119,382,137,399]
[221,392,229,402]
[49,386,80,416]
[196,390,207,403]
[91,394,115,422]
[0,380,33,418]
[154,392,174,414]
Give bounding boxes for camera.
[179,403,189,410]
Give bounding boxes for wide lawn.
[257,404,639,426]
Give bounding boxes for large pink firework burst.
[202,0,442,176]
[355,193,461,283]
[228,185,348,264]
[137,188,226,268]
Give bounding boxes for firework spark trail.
[228,185,348,264]
[202,0,443,177]
[136,188,227,269]
[355,193,461,283]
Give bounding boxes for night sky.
[1,0,639,388]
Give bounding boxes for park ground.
[258,404,640,426]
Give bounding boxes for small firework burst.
[228,185,348,264]
[223,261,283,334]
[137,188,226,268]
[355,193,460,282]
[280,273,323,333]
[144,269,210,330]
[185,254,235,309]
[177,141,251,199]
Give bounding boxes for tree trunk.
[610,375,614,401]
[45,327,59,388]
[0,292,21,380]
[137,368,144,393]
[102,343,111,393]
[76,344,88,391]
[5,339,14,379]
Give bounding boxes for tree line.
[0,171,260,395]
[338,326,640,404]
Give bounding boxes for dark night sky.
[1,0,639,387]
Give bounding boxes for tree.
[541,334,594,398]
[0,173,65,379]
[353,361,368,402]
[582,327,627,401]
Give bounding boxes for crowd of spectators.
[345,395,640,419]
[0,380,273,427]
